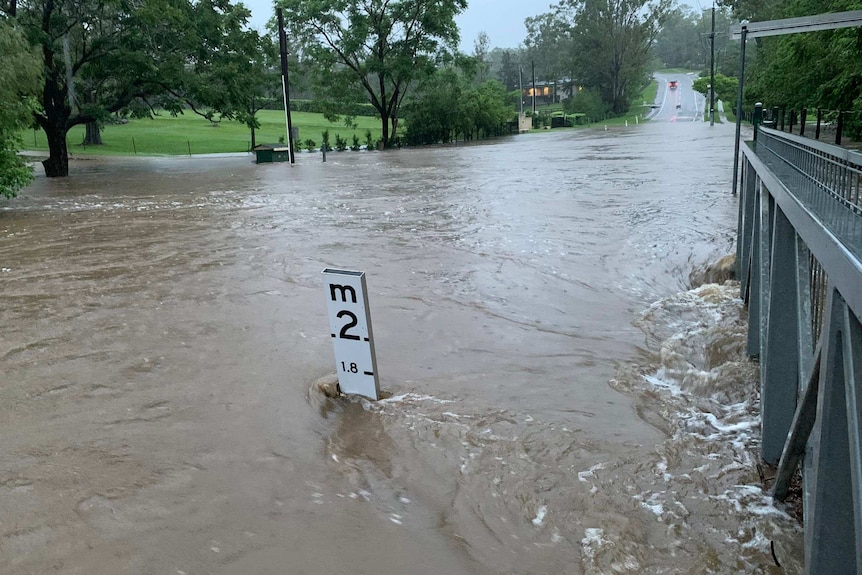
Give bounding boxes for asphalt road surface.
[649,72,706,123]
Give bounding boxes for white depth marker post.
[322,269,380,400]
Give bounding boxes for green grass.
[19,110,384,156]
[654,68,699,75]
[640,80,659,108]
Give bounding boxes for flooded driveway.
[1,121,802,573]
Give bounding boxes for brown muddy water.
[1,123,803,574]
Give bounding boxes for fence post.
[789,109,796,134]
[816,108,823,140]
[836,111,844,146]
[800,108,807,137]
[761,205,801,464]
[753,102,763,141]
[780,108,786,131]
[772,106,780,128]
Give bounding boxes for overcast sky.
[244,0,710,53]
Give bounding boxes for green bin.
[253,144,291,164]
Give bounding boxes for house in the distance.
[523,79,577,107]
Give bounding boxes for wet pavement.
[1,120,802,573]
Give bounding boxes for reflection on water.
[0,123,801,574]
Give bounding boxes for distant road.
[647,72,706,123]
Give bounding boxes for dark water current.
[0,123,803,573]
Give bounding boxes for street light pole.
[731,26,748,196]
[710,4,716,126]
[531,61,536,115]
[518,65,524,116]
[277,7,296,165]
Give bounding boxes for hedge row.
[258,98,378,118]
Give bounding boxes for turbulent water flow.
[1,123,802,574]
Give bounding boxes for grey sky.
[243,0,709,52]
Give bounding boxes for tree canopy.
[722,0,862,137]
[404,58,513,145]
[519,0,670,115]
[15,0,269,177]
[277,0,467,147]
[0,18,42,198]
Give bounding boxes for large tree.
[524,10,573,86]
[404,61,513,145]
[278,0,467,146]
[565,0,671,114]
[495,48,523,92]
[652,5,701,69]
[0,18,43,198]
[16,0,268,177]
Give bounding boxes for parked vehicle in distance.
[669,80,678,89]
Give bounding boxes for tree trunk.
[380,111,390,147]
[390,116,398,144]
[83,121,103,145]
[42,121,70,177]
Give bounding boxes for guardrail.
[739,107,861,146]
[737,122,862,574]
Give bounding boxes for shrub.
[321,129,330,152]
[304,138,317,152]
[364,129,374,150]
[564,88,611,123]
[336,134,348,151]
[350,134,361,151]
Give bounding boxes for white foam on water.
[532,505,548,527]
[580,528,605,560]
[378,393,455,405]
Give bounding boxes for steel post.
[762,205,802,463]
[732,26,748,195]
[806,290,858,575]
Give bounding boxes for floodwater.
[1,121,803,574]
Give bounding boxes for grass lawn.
[654,68,700,75]
[640,80,659,107]
[19,110,384,156]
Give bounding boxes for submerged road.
[0,119,802,574]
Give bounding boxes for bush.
[364,129,374,150]
[304,138,317,152]
[321,129,330,152]
[534,111,551,128]
[334,133,347,151]
[564,88,611,123]
[692,74,738,106]
[284,99,379,118]
[350,134,361,151]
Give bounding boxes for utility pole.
[531,61,536,114]
[276,7,296,164]
[710,4,716,126]
[518,65,524,116]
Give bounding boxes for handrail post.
[731,25,748,196]
[816,108,822,140]
[836,111,844,145]
[753,102,763,142]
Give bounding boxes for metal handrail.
[755,127,862,260]
[737,125,862,575]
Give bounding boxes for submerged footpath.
[611,254,804,573]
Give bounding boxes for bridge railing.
[737,123,862,575]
